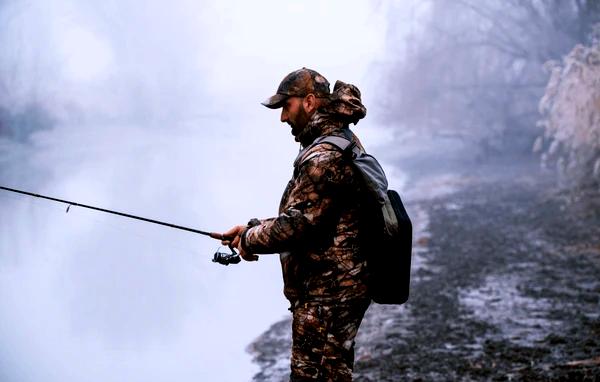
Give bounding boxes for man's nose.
[280,109,288,123]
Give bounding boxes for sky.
[0,1,411,381]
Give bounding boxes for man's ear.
[303,93,317,113]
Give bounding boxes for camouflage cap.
[261,68,331,109]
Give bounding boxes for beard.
[289,103,311,139]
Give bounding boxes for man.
[222,68,371,381]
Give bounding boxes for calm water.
[0,117,296,382]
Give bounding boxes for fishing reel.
[212,245,241,266]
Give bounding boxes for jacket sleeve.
[242,148,351,254]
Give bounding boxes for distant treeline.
[380,0,600,168]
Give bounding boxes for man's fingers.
[220,238,239,246]
[220,225,255,260]
[220,225,245,245]
[222,225,243,238]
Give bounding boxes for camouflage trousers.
[290,299,370,382]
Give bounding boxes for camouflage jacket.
[242,81,370,306]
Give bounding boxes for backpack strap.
[293,131,361,170]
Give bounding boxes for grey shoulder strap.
[294,135,352,168]
[317,135,353,151]
[294,135,361,168]
[293,133,399,235]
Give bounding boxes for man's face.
[280,97,311,138]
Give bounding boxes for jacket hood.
[296,80,367,147]
[323,80,367,125]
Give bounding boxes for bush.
[535,24,600,187]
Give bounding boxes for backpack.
[295,132,413,305]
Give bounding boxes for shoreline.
[247,164,600,381]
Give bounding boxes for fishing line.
[0,185,242,265]
[0,190,216,262]
[0,186,219,236]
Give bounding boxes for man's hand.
[221,225,259,262]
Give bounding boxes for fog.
[377,0,599,166]
[3,0,599,380]
[0,1,402,381]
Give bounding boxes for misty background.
[0,1,398,381]
[375,0,600,182]
[2,0,600,381]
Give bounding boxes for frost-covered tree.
[380,0,600,158]
[535,24,600,187]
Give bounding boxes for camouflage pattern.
[294,80,367,147]
[262,68,331,109]
[245,78,370,380]
[242,120,369,305]
[323,80,366,125]
[290,299,370,381]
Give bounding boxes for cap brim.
[261,94,288,109]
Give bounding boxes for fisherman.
[222,68,370,381]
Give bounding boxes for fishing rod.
[0,186,241,265]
